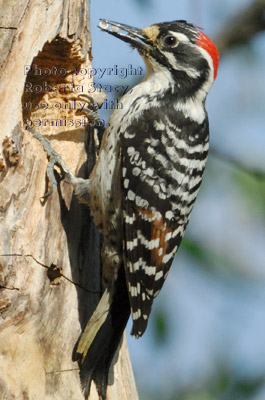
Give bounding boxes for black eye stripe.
[163,35,178,47]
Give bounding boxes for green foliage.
[232,167,265,218]
[152,306,168,344]
[181,237,238,276]
[140,368,265,400]
[177,368,265,400]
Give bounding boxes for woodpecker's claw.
[28,128,76,199]
[76,94,99,110]
[75,94,102,124]
[74,94,105,162]
[28,94,103,202]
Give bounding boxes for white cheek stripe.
[162,51,201,79]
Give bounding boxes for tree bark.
[0,1,138,399]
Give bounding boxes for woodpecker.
[86,19,218,335]
[29,18,218,399]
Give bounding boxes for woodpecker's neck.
[142,60,209,124]
[142,55,212,102]
[112,58,210,131]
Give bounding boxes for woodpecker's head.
[99,19,219,97]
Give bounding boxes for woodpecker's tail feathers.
[74,267,130,399]
[76,288,113,363]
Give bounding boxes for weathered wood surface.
[0,1,138,399]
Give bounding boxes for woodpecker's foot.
[76,94,105,157]
[76,94,102,124]
[29,128,91,203]
[28,128,77,198]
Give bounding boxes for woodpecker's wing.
[120,124,181,337]
[123,200,184,338]
[121,108,209,337]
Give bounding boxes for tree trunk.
[0,1,138,399]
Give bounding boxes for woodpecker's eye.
[163,35,178,47]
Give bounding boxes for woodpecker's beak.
[99,19,151,51]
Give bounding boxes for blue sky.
[90,1,265,397]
